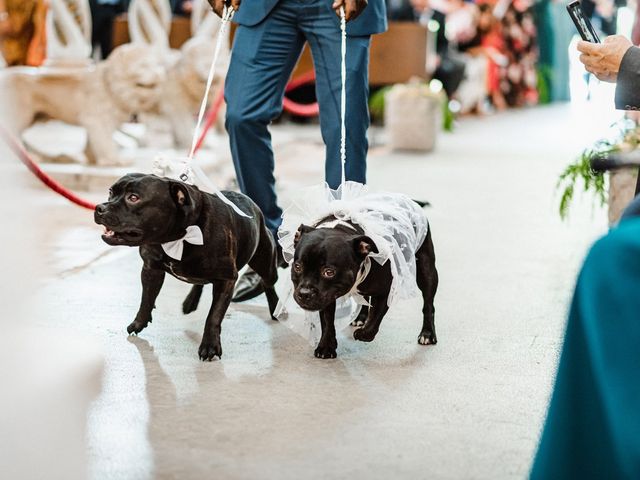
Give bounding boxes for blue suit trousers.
[225,0,371,236]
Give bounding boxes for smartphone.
[567,1,600,43]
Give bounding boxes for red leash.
[0,123,97,210]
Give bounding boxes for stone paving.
[3,102,618,479]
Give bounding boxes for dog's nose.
[95,203,107,216]
[298,287,317,301]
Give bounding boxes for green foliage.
[368,83,454,132]
[556,146,608,220]
[536,65,552,105]
[442,95,454,132]
[368,86,391,122]
[556,119,640,220]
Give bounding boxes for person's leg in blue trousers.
[299,2,371,189]
[225,3,305,237]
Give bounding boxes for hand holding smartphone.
[567,1,600,43]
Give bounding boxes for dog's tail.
[413,199,431,208]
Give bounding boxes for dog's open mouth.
[101,226,144,245]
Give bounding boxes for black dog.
[291,216,438,359]
[94,173,279,361]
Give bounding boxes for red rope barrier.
[283,71,320,117]
[0,123,97,211]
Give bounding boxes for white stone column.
[45,0,92,65]
[128,0,172,50]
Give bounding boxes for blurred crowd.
[388,0,625,111]
[0,0,628,111]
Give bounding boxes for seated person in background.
[458,2,509,110]
[533,41,640,478]
[530,212,640,478]
[0,0,44,66]
[408,0,467,99]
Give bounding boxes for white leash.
[175,5,251,217]
[189,5,234,159]
[339,7,347,189]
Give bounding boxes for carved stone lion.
[0,43,166,166]
[160,36,229,149]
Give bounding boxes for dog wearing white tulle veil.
[275,182,439,359]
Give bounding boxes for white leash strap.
[179,5,251,218]
[339,7,347,188]
[189,5,234,159]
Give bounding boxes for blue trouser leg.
[224,3,305,237]
[300,4,371,189]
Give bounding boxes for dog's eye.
[108,189,113,198]
[322,268,336,279]
[293,262,303,273]
[127,194,140,203]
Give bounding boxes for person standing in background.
[0,0,46,66]
[172,0,194,16]
[89,0,125,58]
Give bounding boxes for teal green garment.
[530,218,640,479]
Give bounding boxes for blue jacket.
[233,0,387,36]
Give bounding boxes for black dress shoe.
[232,267,264,303]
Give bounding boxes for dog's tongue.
[104,227,114,237]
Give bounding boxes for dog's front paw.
[199,339,222,361]
[418,331,437,345]
[127,318,150,335]
[353,327,377,342]
[314,344,337,359]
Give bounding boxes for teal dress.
[530,218,640,478]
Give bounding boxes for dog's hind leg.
[416,229,438,345]
[182,284,204,314]
[248,223,279,320]
[350,304,369,327]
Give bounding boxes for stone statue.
[160,32,229,148]
[128,0,172,50]
[0,43,166,166]
[46,0,92,64]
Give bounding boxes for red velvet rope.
[0,123,97,210]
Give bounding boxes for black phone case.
[567,1,601,43]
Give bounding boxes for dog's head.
[94,173,198,247]
[291,224,378,311]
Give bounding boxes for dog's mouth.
[101,226,144,246]
[293,294,329,312]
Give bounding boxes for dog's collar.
[161,225,204,260]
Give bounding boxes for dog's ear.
[352,236,379,260]
[294,224,315,246]
[169,181,191,208]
